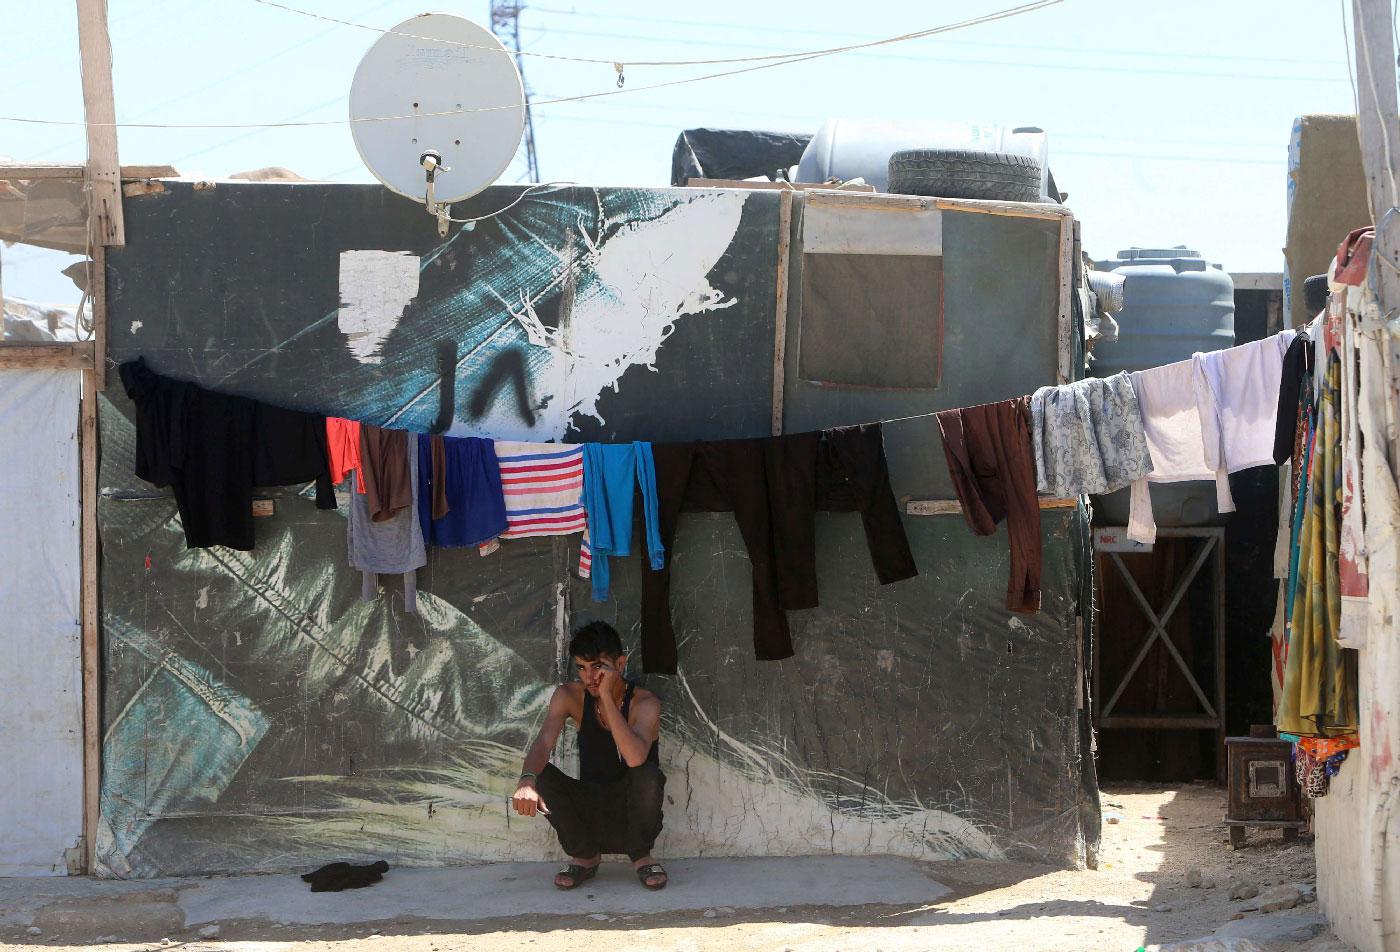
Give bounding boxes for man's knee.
[626,762,665,805]
[535,763,571,801]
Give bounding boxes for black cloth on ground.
[300,860,390,892]
[119,358,336,551]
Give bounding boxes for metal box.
[1223,732,1305,847]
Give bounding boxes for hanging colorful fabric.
[1276,350,1359,739]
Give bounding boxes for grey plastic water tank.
[1089,247,1236,528]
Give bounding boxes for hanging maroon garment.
[359,425,412,523]
[935,395,1042,613]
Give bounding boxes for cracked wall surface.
[94,182,1097,877]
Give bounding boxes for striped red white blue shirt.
[493,442,587,540]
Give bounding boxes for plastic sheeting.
[0,177,89,253]
[0,369,82,876]
[95,182,1095,877]
[670,127,813,185]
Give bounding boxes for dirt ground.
[0,784,1356,952]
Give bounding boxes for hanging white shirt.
[1191,329,1297,475]
[1125,358,1234,544]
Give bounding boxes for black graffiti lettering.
[468,348,536,426]
[431,339,457,435]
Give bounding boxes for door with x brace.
[1093,527,1227,780]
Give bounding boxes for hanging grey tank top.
[347,432,426,610]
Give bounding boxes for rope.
[249,0,1062,68]
[0,0,1063,130]
[440,181,573,225]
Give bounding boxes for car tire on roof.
[887,149,1044,202]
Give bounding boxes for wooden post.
[1352,0,1400,469]
[771,189,793,436]
[91,244,106,390]
[79,368,100,872]
[76,0,124,247]
[1056,216,1075,384]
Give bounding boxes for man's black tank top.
[579,682,660,784]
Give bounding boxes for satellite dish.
[349,13,525,208]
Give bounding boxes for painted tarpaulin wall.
[0,369,83,876]
[96,180,1094,876]
[779,195,1098,863]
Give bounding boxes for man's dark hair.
[569,621,624,661]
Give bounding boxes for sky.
[0,0,1361,304]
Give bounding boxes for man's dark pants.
[535,762,665,861]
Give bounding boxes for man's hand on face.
[596,661,623,703]
[512,779,547,817]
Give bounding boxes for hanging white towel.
[1191,330,1297,475]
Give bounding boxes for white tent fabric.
[0,368,82,875]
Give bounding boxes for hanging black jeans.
[534,762,666,862]
[639,424,917,674]
[640,434,816,674]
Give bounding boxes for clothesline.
[115,317,1344,683]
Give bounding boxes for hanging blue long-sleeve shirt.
[582,441,665,601]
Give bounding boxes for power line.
[23,0,407,163]
[528,5,1347,69]
[530,23,1350,85]
[248,0,1061,67]
[0,0,1068,129]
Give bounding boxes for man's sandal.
[554,863,599,890]
[635,863,668,890]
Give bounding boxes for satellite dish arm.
[421,150,452,236]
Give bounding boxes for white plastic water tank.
[794,120,1051,196]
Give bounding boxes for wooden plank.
[906,496,1078,516]
[76,0,125,246]
[804,190,1072,222]
[1213,519,1228,781]
[1056,215,1075,384]
[0,342,95,369]
[805,190,935,213]
[932,196,1073,222]
[686,177,875,192]
[1354,0,1400,221]
[80,367,99,873]
[1099,715,1221,730]
[1265,289,1284,335]
[1230,272,1285,291]
[802,197,942,256]
[92,244,106,390]
[771,189,793,436]
[0,164,177,181]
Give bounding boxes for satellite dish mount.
[420,149,452,236]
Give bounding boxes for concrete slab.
[177,856,950,927]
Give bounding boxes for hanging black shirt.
[120,358,335,551]
[1273,330,1314,466]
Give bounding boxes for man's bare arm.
[602,694,660,768]
[512,686,571,816]
[522,686,571,776]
